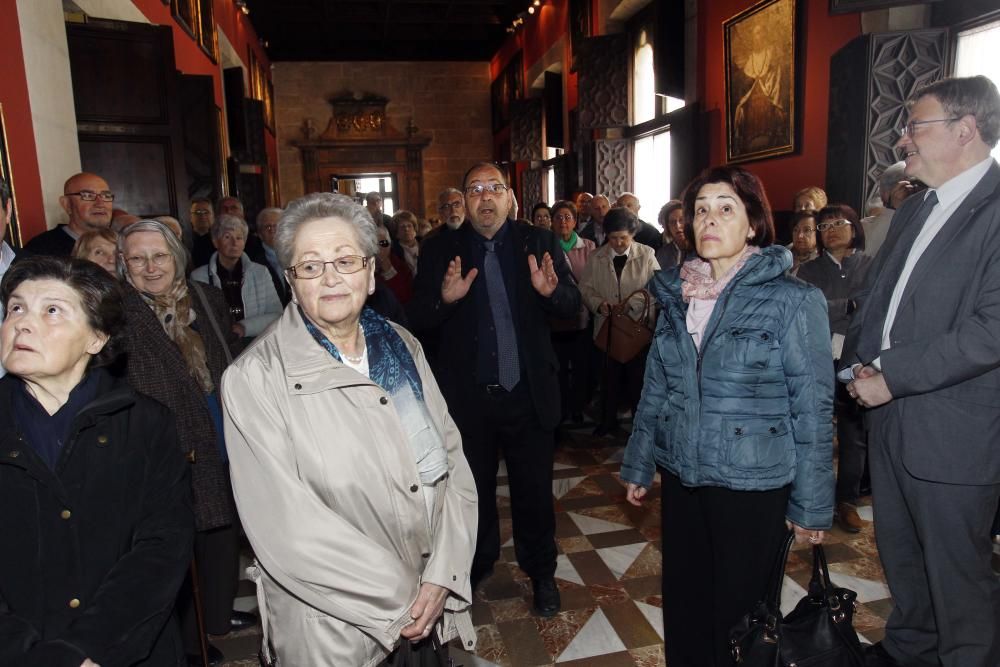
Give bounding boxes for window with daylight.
[954,20,1000,161]
[354,175,396,215]
[633,130,671,231]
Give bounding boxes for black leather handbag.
[729,531,866,666]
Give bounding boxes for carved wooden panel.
[593,139,631,198]
[521,168,543,216]
[826,29,946,212]
[575,34,629,129]
[511,99,544,163]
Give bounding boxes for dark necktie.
[856,190,938,362]
[483,240,521,390]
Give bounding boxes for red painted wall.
[0,0,46,242]
[699,0,861,208]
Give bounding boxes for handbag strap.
[764,530,796,606]
[190,281,234,365]
[615,288,652,323]
[808,542,834,596]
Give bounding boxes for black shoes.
[187,642,224,667]
[865,642,903,667]
[532,577,561,617]
[229,609,258,632]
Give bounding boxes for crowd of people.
[0,74,997,667]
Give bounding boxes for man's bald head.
[60,172,113,234]
[591,195,611,224]
[615,192,640,216]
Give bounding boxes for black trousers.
[379,635,448,666]
[180,523,241,652]
[459,381,557,582]
[660,471,791,667]
[552,328,591,419]
[834,381,868,505]
[600,348,647,428]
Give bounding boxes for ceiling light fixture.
[533,0,541,6]
[528,6,535,14]
[235,0,249,15]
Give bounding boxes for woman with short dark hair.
[580,207,660,436]
[532,203,552,230]
[0,255,193,667]
[622,166,834,666]
[797,203,871,534]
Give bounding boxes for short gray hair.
[117,219,191,283]
[438,187,463,202]
[274,193,378,269]
[877,161,907,195]
[211,214,248,241]
[256,207,282,227]
[913,75,1000,148]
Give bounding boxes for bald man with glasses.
[22,172,115,257]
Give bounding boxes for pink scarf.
[680,245,761,303]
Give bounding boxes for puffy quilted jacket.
[620,246,835,529]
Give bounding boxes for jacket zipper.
[692,286,734,475]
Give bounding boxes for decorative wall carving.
[522,168,543,216]
[320,91,390,139]
[593,139,631,197]
[825,29,946,212]
[575,34,629,129]
[511,99,544,163]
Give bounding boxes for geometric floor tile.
[555,554,586,586]
[568,511,633,535]
[596,542,647,580]
[827,565,892,603]
[633,600,664,640]
[555,608,628,662]
[553,476,588,498]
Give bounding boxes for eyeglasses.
[816,219,852,232]
[465,183,509,196]
[191,208,212,215]
[899,117,960,137]
[439,201,464,211]
[65,190,115,202]
[124,252,173,269]
[286,256,370,279]
[377,239,391,247]
[793,227,816,236]
[553,213,575,222]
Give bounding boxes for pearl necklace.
[338,324,366,364]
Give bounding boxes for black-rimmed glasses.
[65,190,115,202]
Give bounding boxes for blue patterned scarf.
[302,306,448,485]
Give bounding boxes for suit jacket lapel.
[893,162,1000,320]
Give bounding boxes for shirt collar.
[470,218,511,248]
[930,156,995,210]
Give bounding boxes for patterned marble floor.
[213,423,1000,666]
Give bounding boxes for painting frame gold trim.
[0,104,22,249]
[724,0,799,164]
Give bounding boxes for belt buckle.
[485,384,505,395]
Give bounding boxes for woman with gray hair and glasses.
[191,214,282,343]
[222,192,478,666]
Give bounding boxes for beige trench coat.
[579,241,661,339]
[222,306,478,666]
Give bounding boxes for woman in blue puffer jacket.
[620,166,834,667]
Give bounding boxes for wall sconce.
[235,0,250,15]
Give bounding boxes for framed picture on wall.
[170,0,197,39]
[197,0,218,63]
[491,52,524,134]
[724,0,799,163]
[830,0,941,15]
[0,104,21,249]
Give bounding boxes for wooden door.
[67,19,189,219]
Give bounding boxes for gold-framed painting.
[172,0,218,64]
[724,0,799,163]
[0,104,21,249]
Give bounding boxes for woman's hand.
[81,660,101,667]
[441,256,478,304]
[786,520,826,546]
[598,302,612,316]
[400,582,449,642]
[231,322,246,338]
[625,483,647,506]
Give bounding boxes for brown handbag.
[594,289,654,363]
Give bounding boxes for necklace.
[338,324,366,364]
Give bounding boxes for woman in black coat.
[0,256,193,667]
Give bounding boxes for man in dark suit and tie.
[841,75,1000,667]
[408,162,580,617]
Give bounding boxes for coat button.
[421,552,431,558]
[97,435,108,445]
[60,510,72,520]
[294,383,302,390]
[410,484,419,493]
[761,333,769,341]
[769,427,778,434]
[69,598,80,609]
[380,396,388,405]
[452,575,457,581]
[8,450,19,458]
[734,427,743,436]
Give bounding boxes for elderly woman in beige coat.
[222,193,478,666]
[579,207,660,437]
